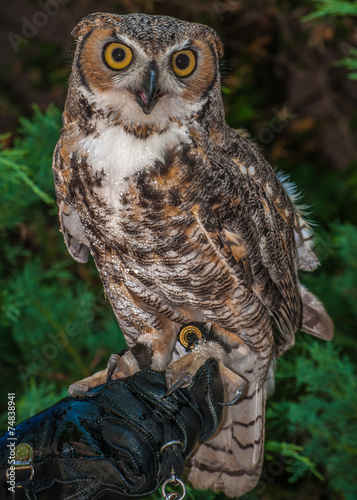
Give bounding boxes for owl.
[52,13,333,498]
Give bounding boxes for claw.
[164,374,192,398]
[106,354,120,382]
[69,383,98,398]
[218,388,244,406]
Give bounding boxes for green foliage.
[0,104,58,229]
[267,339,357,496]
[1,102,356,500]
[265,440,324,482]
[16,378,68,425]
[304,0,357,19]
[0,106,126,428]
[303,0,357,79]
[302,223,357,351]
[290,342,357,493]
[263,218,357,499]
[1,3,357,495]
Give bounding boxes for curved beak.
[135,65,163,115]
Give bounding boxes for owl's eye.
[172,50,196,77]
[103,42,133,70]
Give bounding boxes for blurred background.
[0,1,356,499]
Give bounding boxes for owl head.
[67,13,224,130]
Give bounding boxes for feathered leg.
[173,322,274,498]
[187,383,266,497]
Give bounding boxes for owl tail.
[300,285,334,341]
[187,383,266,498]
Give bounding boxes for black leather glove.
[0,359,223,499]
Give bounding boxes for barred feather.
[53,13,333,497]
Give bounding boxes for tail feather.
[187,384,266,498]
[300,285,334,341]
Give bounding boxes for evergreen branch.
[302,0,357,80]
[0,156,54,205]
[303,0,357,21]
[34,298,89,377]
[266,440,325,481]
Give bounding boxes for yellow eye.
[172,50,196,77]
[103,42,133,70]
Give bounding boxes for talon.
[70,388,89,398]
[164,374,192,398]
[219,388,244,406]
[69,383,97,398]
[68,366,108,397]
[106,354,120,382]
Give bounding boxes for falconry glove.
[0,359,223,500]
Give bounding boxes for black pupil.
[176,53,190,70]
[112,47,125,62]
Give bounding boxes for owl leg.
[68,349,139,397]
[165,341,247,404]
[68,320,177,396]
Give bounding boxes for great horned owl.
[52,13,333,497]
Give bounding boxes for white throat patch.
[77,121,190,188]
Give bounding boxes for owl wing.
[196,135,302,350]
[186,134,333,497]
[52,140,90,264]
[58,202,90,263]
[182,140,296,497]
[196,132,333,348]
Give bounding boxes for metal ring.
[179,325,202,349]
[6,464,34,481]
[160,440,184,455]
[161,472,186,500]
[165,493,184,500]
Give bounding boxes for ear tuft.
[198,25,224,58]
[213,33,224,58]
[71,12,120,41]
[71,13,98,41]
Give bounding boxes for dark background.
[1,1,357,499]
[1,0,356,166]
